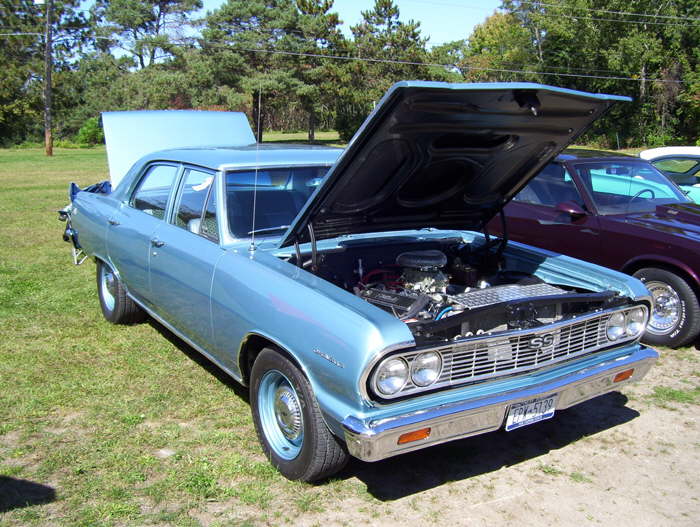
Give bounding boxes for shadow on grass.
[147,319,249,404]
[338,392,639,500]
[146,320,639,500]
[0,476,55,513]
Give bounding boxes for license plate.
[505,394,557,431]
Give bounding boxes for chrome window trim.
[361,304,648,402]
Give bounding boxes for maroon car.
[490,149,700,348]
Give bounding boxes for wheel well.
[239,335,304,386]
[623,260,700,297]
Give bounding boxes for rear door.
[148,166,223,351]
[108,163,180,305]
[496,163,602,260]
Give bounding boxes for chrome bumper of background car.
[342,346,658,462]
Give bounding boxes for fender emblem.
[313,348,345,368]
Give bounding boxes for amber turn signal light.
[613,369,634,383]
[397,427,431,445]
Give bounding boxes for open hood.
[280,81,629,247]
[102,110,255,187]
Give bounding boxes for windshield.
[573,160,689,215]
[225,166,329,238]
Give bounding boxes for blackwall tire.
[250,348,348,482]
[634,267,700,348]
[96,260,147,325]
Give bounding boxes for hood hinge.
[308,223,319,274]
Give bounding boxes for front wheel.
[634,267,700,348]
[250,348,348,482]
[96,260,147,324]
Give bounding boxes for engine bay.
[290,237,624,344]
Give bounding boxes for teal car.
[641,147,700,203]
[61,82,657,481]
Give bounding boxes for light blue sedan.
[61,82,658,481]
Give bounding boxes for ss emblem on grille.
[529,333,556,352]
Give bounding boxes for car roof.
[640,146,700,159]
[137,143,344,171]
[556,148,637,162]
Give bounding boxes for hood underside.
[280,81,629,247]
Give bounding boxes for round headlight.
[374,357,409,395]
[411,352,443,387]
[606,312,626,341]
[626,307,647,337]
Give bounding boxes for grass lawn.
[0,144,365,526]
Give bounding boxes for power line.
[516,0,700,22]
[411,0,699,26]
[205,41,683,84]
[512,9,696,27]
[0,30,684,84]
[0,32,42,37]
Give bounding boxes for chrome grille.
[390,306,645,398]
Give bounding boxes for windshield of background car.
[573,160,689,215]
[225,166,329,238]
[651,158,700,185]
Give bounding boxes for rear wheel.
[96,260,147,324]
[250,348,348,482]
[634,267,700,348]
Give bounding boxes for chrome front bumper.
[342,346,657,462]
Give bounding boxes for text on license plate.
[505,394,557,431]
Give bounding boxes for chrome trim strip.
[366,304,647,401]
[343,345,658,462]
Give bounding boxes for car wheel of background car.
[96,260,147,324]
[250,347,348,482]
[634,267,700,348]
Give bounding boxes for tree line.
[1,0,698,147]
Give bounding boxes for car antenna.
[249,84,263,254]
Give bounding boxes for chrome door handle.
[108,219,120,226]
[150,238,165,248]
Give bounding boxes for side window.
[514,164,583,207]
[130,164,178,218]
[174,169,214,233]
[201,188,219,242]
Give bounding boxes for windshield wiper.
[247,225,290,235]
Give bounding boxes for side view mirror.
[555,200,586,218]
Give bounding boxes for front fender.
[210,249,415,427]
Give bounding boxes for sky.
[200,0,503,47]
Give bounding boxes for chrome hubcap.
[258,370,304,460]
[646,280,681,335]
[100,265,117,312]
[274,386,302,441]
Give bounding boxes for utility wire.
[515,0,700,22]
[408,0,699,26]
[0,31,685,83]
[212,42,684,83]
[512,9,696,27]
